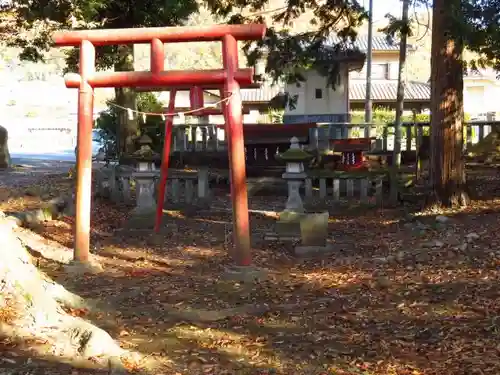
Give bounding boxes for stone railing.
[304,173,385,205]
[94,166,210,212]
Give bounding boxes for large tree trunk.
[114,45,138,156]
[428,0,469,207]
[0,125,11,169]
[0,218,127,368]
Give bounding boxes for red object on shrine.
[52,24,265,267]
[183,108,251,116]
[330,138,376,171]
[135,82,262,92]
[189,87,205,109]
[64,69,255,89]
[154,89,177,233]
[52,24,266,46]
[221,34,251,266]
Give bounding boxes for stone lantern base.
[293,211,336,256]
[266,210,336,256]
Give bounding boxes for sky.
[359,0,427,34]
[366,0,403,20]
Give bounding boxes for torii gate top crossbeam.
[52,24,266,47]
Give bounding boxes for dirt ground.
[2,166,500,374]
[0,164,73,212]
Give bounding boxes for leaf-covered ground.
[3,166,500,374]
[0,164,73,212]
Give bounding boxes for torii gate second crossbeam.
[52,24,266,269]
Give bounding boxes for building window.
[372,63,390,79]
[315,88,323,99]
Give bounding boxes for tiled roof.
[208,80,430,104]
[349,81,430,101]
[327,35,415,52]
[206,84,283,103]
[240,84,283,103]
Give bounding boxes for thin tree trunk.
[428,0,469,207]
[389,0,410,205]
[114,45,138,157]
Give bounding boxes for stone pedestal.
[129,135,160,222]
[294,211,335,255]
[272,210,303,241]
[283,172,307,212]
[132,171,156,216]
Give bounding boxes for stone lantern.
[271,136,312,239]
[266,136,332,256]
[276,136,313,214]
[131,134,160,217]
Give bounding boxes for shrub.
[95,92,164,157]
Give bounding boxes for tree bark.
[389,0,410,206]
[428,0,470,207]
[114,45,138,156]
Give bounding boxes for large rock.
[0,125,11,169]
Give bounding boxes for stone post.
[273,137,312,238]
[282,138,307,213]
[130,135,160,221]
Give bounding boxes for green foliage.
[7,0,199,71]
[350,108,473,137]
[268,108,284,123]
[461,0,500,72]
[96,93,164,156]
[350,108,430,125]
[204,1,368,89]
[383,0,500,73]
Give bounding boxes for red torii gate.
[52,24,266,269]
[154,86,253,235]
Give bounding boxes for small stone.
[64,259,103,275]
[457,243,468,251]
[375,276,391,288]
[395,251,406,261]
[372,269,386,277]
[415,221,428,229]
[374,257,388,264]
[386,254,396,263]
[435,215,450,223]
[416,252,431,263]
[445,236,461,246]
[423,240,444,248]
[466,232,480,242]
[222,266,268,283]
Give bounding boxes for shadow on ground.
[23,186,500,374]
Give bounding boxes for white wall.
[284,67,349,117]
[349,52,400,81]
[208,110,261,125]
[463,79,500,115]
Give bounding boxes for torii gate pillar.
[221,34,251,265]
